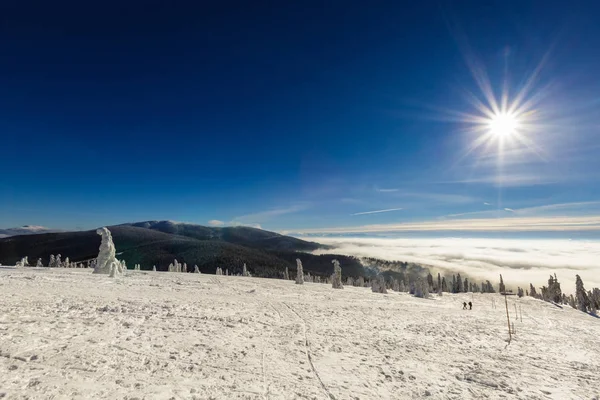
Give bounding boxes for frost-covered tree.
[168,263,174,272]
[93,228,125,276]
[452,275,457,293]
[331,259,343,289]
[346,276,355,286]
[357,276,364,287]
[183,263,187,273]
[546,274,562,303]
[216,267,223,275]
[517,287,524,298]
[457,273,463,293]
[243,263,249,277]
[575,275,591,312]
[295,259,304,284]
[392,279,400,291]
[153,265,157,271]
[399,279,406,293]
[441,277,448,292]
[194,265,199,273]
[426,273,434,292]
[371,275,387,294]
[414,277,429,298]
[591,288,600,311]
[36,258,43,268]
[499,274,506,293]
[464,278,469,293]
[529,283,537,298]
[49,255,55,268]
[437,273,441,293]
[437,281,443,296]
[284,267,289,280]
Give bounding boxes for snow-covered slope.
[1,267,598,399]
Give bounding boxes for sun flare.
[488,112,519,138]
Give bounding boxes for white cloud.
[309,237,600,292]
[376,188,399,192]
[207,220,225,227]
[351,207,404,216]
[233,203,308,224]
[504,208,515,212]
[296,215,600,234]
[484,202,492,206]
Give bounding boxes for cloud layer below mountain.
[310,237,600,293]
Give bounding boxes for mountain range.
[0,220,369,278]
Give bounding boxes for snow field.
[1,267,599,399]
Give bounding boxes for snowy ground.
[1,268,599,400]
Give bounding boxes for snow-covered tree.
[216,267,223,275]
[437,273,441,293]
[371,275,387,294]
[426,273,434,292]
[331,259,343,289]
[284,267,289,280]
[152,265,157,271]
[464,278,469,293]
[457,273,464,293]
[194,265,199,273]
[441,277,448,292]
[49,255,55,268]
[517,287,524,297]
[93,228,124,276]
[399,279,406,293]
[414,277,429,298]
[243,263,249,277]
[529,283,537,298]
[356,276,364,287]
[452,275,457,293]
[36,258,43,268]
[392,279,400,291]
[64,257,70,268]
[575,275,591,313]
[499,274,506,293]
[295,259,304,284]
[183,263,187,273]
[547,274,562,303]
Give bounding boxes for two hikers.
[463,301,473,310]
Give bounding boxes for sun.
[488,112,519,138]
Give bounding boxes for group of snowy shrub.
[15,254,90,269]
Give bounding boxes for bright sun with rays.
[487,112,520,138]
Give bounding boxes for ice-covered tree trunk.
[331,259,343,289]
[284,267,289,280]
[295,259,304,284]
[93,228,122,276]
[194,265,200,273]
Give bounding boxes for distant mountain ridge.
[0,225,61,238]
[120,220,324,251]
[0,221,368,278]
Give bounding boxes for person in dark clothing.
[468,301,472,310]
[463,302,467,309]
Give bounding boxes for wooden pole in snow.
[504,294,512,343]
[519,305,523,322]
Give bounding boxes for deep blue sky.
[2,1,600,234]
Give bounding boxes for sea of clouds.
[310,237,600,293]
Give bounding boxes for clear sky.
[2,1,600,235]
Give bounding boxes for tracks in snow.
[283,302,335,400]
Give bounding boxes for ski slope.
[1,267,599,399]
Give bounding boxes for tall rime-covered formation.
[575,275,591,312]
[295,259,304,284]
[331,259,343,289]
[499,274,506,293]
[93,227,124,277]
[371,275,387,294]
